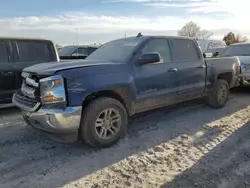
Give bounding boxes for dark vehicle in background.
[217,43,250,86]
[58,45,99,60]
[0,37,59,107]
[13,35,240,148]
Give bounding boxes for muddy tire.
[80,97,128,148]
[206,79,229,108]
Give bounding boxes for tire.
[206,79,229,108]
[80,97,128,148]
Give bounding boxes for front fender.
[62,71,136,111]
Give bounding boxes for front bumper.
[21,106,82,141]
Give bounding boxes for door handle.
[168,68,178,72]
[197,65,206,68]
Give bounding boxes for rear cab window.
[14,40,56,63]
[170,39,201,62]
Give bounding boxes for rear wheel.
[206,79,229,108]
[80,97,128,148]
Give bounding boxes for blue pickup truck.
[13,35,240,148]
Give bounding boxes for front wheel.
[206,79,229,108]
[80,97,128,148]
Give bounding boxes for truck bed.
[205,56,240,88]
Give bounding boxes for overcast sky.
[0,0,248,45]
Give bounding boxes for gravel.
[0,88,250,188]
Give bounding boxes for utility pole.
[76,28,79,45]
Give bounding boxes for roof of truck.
[149,35,196,40]
[230,42,250,46]
[0,36,53,42]
[115,35,197,41]
[62,44,100,48]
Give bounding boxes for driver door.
[133,38,179,113]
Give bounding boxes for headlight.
[39,75,66,106]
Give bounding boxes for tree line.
[177,21,248,45]
[57,21,248,47]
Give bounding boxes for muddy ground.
[0,88,250,188]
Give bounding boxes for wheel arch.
[81,88,135,116]
[217,72,233,87]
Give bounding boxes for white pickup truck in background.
[197,39,227,57]
[216,42,250,86]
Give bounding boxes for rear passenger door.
[169,39,206,102]
[11,40,54,90]
[0,40,16,104]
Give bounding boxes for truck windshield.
[217,44,250,57]
[85,37,144,62]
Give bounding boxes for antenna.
[136,32,142,37]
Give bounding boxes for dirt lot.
[1,88,250,188]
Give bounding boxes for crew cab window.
[142,39,171,63]
[72,48,88,56]
[0,42,8,63]
[16,41,52,63]
[170,39,200,62]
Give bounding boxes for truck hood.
[23,60,120,75]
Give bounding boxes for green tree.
[177,21,213,39]
[223,32,248,45]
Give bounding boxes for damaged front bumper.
[13,91,82,142]
[21,107,82,142]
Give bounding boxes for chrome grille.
[21,83,36,98]
[22,72,39,88]
[13,72,41,111]
[21,72,41,99]
[13,91,40,112]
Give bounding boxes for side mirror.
[137,52,161,65]
[213,52,219,57]
[203,53,206,58]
